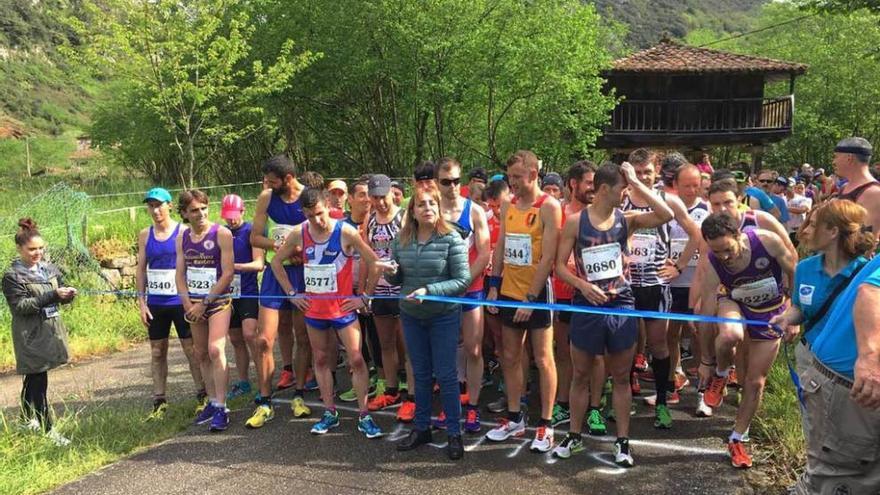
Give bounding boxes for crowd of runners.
[6,139,880,492]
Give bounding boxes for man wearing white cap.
[328,180,347,219]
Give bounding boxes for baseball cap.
[368,174,392,196]
[774,176,789,187]
[413,162,434,182]
[468,167,488,183]
[489,174,506,183]
[541,172,563,189]
[390,181,404,192]
[143,187,172,204]
[328,180,347,193]
[220,194,245,220]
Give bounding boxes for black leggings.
[21,371,51,431]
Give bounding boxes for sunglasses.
[759,179,774,184]
[439,177,461,187]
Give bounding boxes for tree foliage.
[704,3,880,169]
[69,0,617,182]
[68,0,316,186]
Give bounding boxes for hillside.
[0,0,95,135]
[591,0,766,48]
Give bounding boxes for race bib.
[271,224,295,245]
[304,264,338,294]
[231,274,242,299]
[146,269,177,296]
[186,267,217,296]
[630,233,657,265]
[670,238,699,267]
[504,234,533,266]
[580,243,623,282]
[730,277,779,307]
[42,305,60,319]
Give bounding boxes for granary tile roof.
[609,40,807,76]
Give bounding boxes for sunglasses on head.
[439,177,461,187]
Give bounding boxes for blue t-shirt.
[811,255,880,379]
[793,254,868,346]
[770,194,790,224]
[744,186,776,213]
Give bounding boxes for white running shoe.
[486,416,526,442]
[46,429,71,447]
[614,439,634,467]
[695,392,714,418]
[529,425,554,453]
[643,392,681,406]
[19,418,41,433]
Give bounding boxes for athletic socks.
[536,418,550,427]
[729,430,744,443]
[283,364,293,373]
[715,367,731,378]
[294,388,304,398]
[507,410,524,423]
[386,387,399,396]
[653,356,671,406]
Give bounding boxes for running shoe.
[368,392,401,411]
[339,387,358,402]
[194,394,209,416]
[639,370,656,382]
[397,400,416,422]
[481,372,493,388]
[19,418,41,433]
[643,391,681,406]
[630,372,641,395]
[633,353,649,372]
[276,369,295,390]
[432,411,448,430]
[552,433,584,459]
[614,438,635,467]
[695,392,714,418]
[674,372,690,392]
[486,416,526,442]
[304,378,319,392]
[728,368,741,389]
[311,410,340,434]
[680,347,693,361]
[448,434,464,460]
[227,380,252,400]
[292,397,311,417]
[369,378,386,399]
[530,425,554,453]
[399,380,408,394]
[654,404,673,429]
[703,374,728,408]
[46,429,71,447]
[146,401,168,421]
[587,409,607,436]
[728,440,752,468]
[195,402,218,425]
[245,404,274,428]
[487,358,500,375]
[487,396,507,413]
[358,414,383,439]
[742,428,750,443]
[464,408,481,433]
[210,407,230,432]
[551,403,571,427]
[460,392,470,406]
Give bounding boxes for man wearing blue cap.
[833,137,880,237]
[136,187,206,420]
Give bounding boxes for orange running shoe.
[276,369,295,390]
[397,400,416,422]
[630,371,641,396]
[367,392,401,411]
[633,353,649,372]
[728,368,740,389]
[728,441,752,468]
[674,372,690,391]
[703,374,728,408]
[460,392,470,406]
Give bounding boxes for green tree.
[66,0,317,186]
[703,3,880,169]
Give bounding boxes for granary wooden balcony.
[599,95,793,148]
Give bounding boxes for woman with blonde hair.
[380,185,471,460]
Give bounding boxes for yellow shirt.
[500,195,548,300]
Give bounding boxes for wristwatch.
[287,289,297,298]
[526,293,539,303]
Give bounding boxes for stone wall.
[99,255,137,289]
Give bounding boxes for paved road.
[1,343,753,495]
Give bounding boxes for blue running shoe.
[195,402,218,425]
[305,377,320,392]
[210,408,229,432]
[310,410,340,435]
[358,414,383,439]
[227,381,252,400]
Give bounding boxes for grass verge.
[0,400,195,495]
